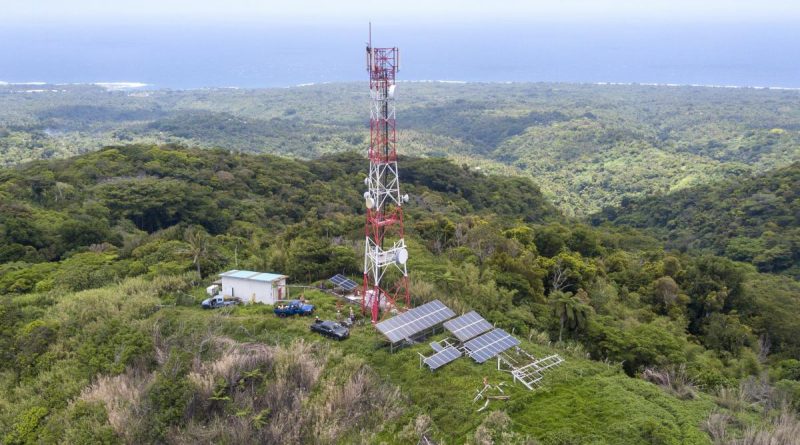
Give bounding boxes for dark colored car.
[274,300,315,317]
[310,320,350,340]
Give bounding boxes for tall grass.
[79,367,154,442]
[79,331,404,444]
[641,364,698,400]
[737,406,800,445]
[311,364,404,443]
[187,336,274,399]
[704,405,800,445]
[714,375,791,414]
[703,411,732,445]
[706,375,800,445]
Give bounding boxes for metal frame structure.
[363,25,410,323]
[413,308,566,387]
[498,349,564,390]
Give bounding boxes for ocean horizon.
[0,22,798,90]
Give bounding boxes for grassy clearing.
[174,289,723,444]
[0,276,770,444]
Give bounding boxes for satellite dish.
[364,177,370,186]
[402,193,409,203]
[388,85,396,98]
[365,197,375,209]
[395,248,409,265]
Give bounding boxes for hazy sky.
[4,0,800,25]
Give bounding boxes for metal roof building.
[219,270,288,305]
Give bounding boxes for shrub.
[3,406,48,445]
[62,401,119,445]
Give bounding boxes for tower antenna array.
[362,24,410,323]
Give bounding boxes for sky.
[3,0,800,25]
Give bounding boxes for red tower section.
[362,31,410,323]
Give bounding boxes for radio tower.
[362,25,410,323]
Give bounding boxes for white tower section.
[362,36,410,323]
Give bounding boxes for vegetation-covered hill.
[595,163,800,277]
[2,82,798,216]
[0,144,554,267]
[2,145,799,444]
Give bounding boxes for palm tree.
[182,227,209,280]
[550,289,593,343]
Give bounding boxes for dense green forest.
[2,82,798,216]
[595,163,800,277]
[1,145,799,444]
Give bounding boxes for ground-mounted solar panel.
[329,274,358,291]
[329,274,346,286]
[430,341,444,352]
[375,299,456,344]
[464,328,520,364]
[424,346,461,370]
[443,311,493,342]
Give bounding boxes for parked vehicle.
[274,300,315,317]
[310,320,350,340]
[201,295,240,309]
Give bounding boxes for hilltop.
[1,145,799,444]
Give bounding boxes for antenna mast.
[362,25,410,323]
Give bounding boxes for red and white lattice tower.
[362,28,410,323]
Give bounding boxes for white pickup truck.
[201,295,240,309]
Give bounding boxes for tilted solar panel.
[340,280,358,291]
[424,346,461,370]
[375,299,456,344]
[329,274,358,291]
[443,311,493,342]
[464,328,520,364]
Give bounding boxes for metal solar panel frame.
[443,311,494,342]
[375,300,456,344]
[423,346,461,370]
[329,274,358,291]
[464,328,520,364]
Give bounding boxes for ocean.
[0,22,797,89]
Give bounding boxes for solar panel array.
[375,300,456,343]
[424,346,462,370]
[443,311,494,342]
[464,328,520,363]
[329,274,358,292]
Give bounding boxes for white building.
[218,270,288,305]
